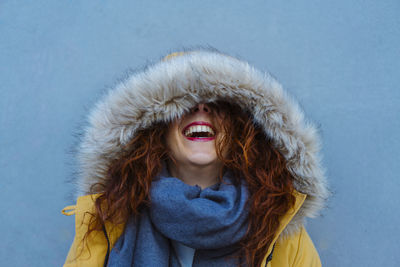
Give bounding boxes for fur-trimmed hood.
[76,49,328,236]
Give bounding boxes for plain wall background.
[1,1,399,266]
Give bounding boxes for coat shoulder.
[63,194,124,267]
[269,227,322,267]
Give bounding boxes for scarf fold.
[108,169,249,267]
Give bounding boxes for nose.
[192,103,210,114]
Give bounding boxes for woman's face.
[166,103,226,169]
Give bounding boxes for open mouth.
[182,121,216,141]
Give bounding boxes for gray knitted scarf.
[107,168,249,267]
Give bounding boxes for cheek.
[166,124,176,148]
[166,122,183,155]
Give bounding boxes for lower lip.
[184,136,216,142]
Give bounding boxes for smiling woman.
[166,103,227,189]
[62,50,328,267]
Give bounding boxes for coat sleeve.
[269,227,322,267]
[62,195,109,267]
[291,227,321,267]
[62,195,124,267]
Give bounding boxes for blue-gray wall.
[1,1,399,266]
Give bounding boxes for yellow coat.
[62,190,321,267]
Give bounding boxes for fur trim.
[76,50,329,236]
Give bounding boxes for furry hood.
[76,49,328,235]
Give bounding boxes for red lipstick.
[182,121,216,142]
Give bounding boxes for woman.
[62,50,328,266]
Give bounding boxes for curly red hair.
[86,100,296,266]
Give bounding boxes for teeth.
[184,125,215,137]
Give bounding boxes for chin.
[186,154,219,166]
